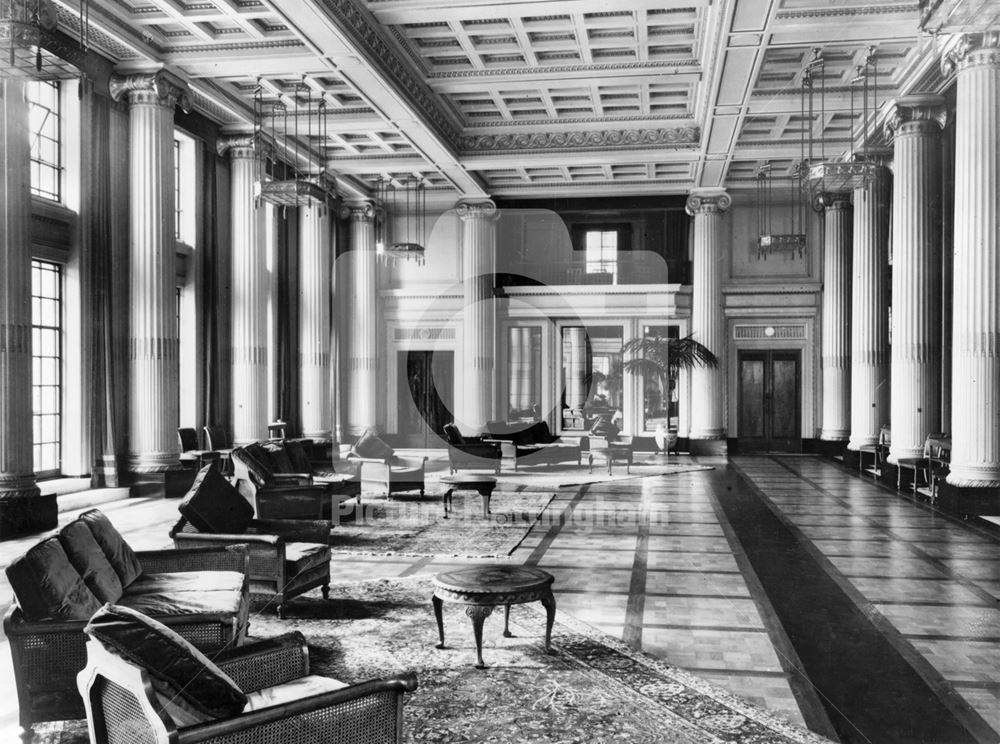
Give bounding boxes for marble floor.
[1,454,998,743]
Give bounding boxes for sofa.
[485,420,587,471]
[170,461,332,619]
[3,508,250,732]
[442,422,503,474]
[232,439,361,521]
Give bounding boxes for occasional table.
[588,443,634,474]
[439,474,497,518]
[432,565,556,668]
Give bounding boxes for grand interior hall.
[1,0,999,743]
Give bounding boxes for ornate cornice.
[775,3,918,19]
[942,32,1000,76]
[466,112,691,129]
[428,59,699,80]
[456,200,498,222]
[685,192,731,216]
[317,0,460,146]
[460,127,698,153]
[883,95,947,141]
[108,71,192,113]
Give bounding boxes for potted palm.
[620,333,719,451]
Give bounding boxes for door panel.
[738,350,801,453]
[398,350,454,447]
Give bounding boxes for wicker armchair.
[77,632,418,744]
[5,544,249,732]
[346,431,428,499]
[170,516,331,619]
[231,445,341,520]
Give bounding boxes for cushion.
[262,442,296,474]
[58,520,124,603]
[78,509,144,587]
[123,570,245,595]
[529,421,556,444]
[284,440,313,474]
[233,445,274,486]
[6,537,103,621]
[352,429,393,461]
[244,675,347,712]
[118,588,245,620]
[284,543,330,578]
[179,461,254,534]
[510,426,536,446]
[84,604,247,725]
[442,423,464,445]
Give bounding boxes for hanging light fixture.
[252,76,335,211]
[0,0,58,76]
[375,173,427,265]
[755,160,807,260]
[802,46,881,199]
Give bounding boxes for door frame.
[736,348,802,453]
[385,322,457,435]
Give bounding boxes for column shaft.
[299,206,332,439]
[947,36,1000,486]
[0,78,43,527]
[820,196,852,441]
[686,192,731,439]
[345,204,378,436]
[120,84,182,472]
[457,201,498,433]
[848,172,891,450]
[228,146,268,445]
[885,97,945,463]
[564,327,588,409]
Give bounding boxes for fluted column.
[686,191,731,440]
[0,78,47,534]
[457,200,498,433]
[344,203,378,436]
[299,205,332,439]
[848,169,891,450]
[945,34,1000,486]
[110,72,190,473]
[508,328,525,414]
[820,195,853,441]
[564,328,588,409]
[218,136,268,445]
[884,96,946,463]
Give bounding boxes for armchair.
[78,614,418,744]
[347,430,427,498]
[442,422,502,474]
[178,427,221,469]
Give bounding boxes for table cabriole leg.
[442,488,454,519]
[433,594,446,649]
[541,591,556,654]
[465,605,494,668]
[503,604,512,637]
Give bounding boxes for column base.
[936,481,1000,518]
[688,439,727,456]
[128,468,197,499]
[0,490,57,539]
[819,430,850,442]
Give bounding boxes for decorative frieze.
[461,127,699,153]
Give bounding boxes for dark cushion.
[262,442,296,474]
[284,543,330,578]
[177,428,199,451]
[84,604,247,724]
[6,537,103,621]
[58,520,124,603]
[234,445,274,486]
[353,429,393,460]
[118,588,245,618]
[124,570,245,595]
[529,421,556,444]
[511,426,536,446]
[179,462,254,535]
[442,423,464,445]
[79,509,144,587]
[284,440,313,473]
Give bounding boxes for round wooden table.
[439,474,497,518]
[432,565,556,668]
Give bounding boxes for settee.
[485,420,587,471]
[442,422,503,474]
[3,508,249,733]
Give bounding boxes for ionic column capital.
[456,200,498,222]
[884,95,948,142]
[942,32,1000,76]
[685,191,731,216]
[108,71,191,113]
[342,201,376,222]
[217,134,256,160]
[816,192,853,211]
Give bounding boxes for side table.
[439,475,497,519]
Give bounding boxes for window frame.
[31,259,64,478]
[26,80,63,203]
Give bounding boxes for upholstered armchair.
[78,608,418,744]
[442,422,502,474]
[347,430,427,498]
[231,445,341,520]
[178,427,221,469]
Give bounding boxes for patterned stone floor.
[2,454,999,743]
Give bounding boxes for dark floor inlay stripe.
[523,486,591,567]
[722,461,990,744]
[621,511,650,648]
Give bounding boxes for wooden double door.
[397,350,454,448]
[737,350,801,453]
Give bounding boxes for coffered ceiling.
[50,0,965,203]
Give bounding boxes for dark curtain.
[199,144,224,445]
[276,208,301,435]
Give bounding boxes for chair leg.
[321,584,330,600]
